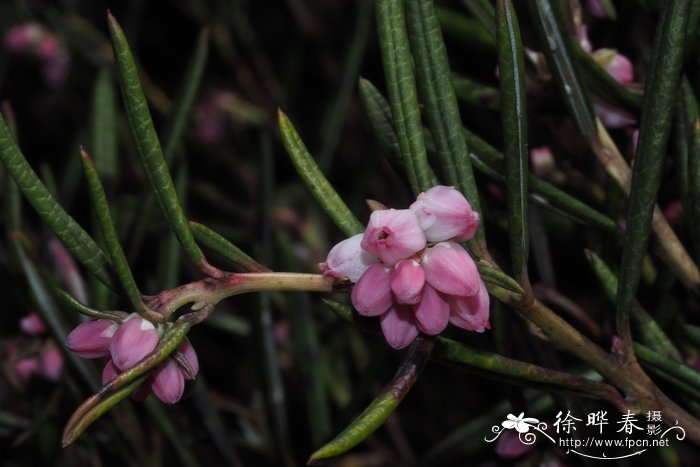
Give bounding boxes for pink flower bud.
[39,346,63,382]
[20,313,46,336]
[4,24,42,54]
[361,209,426,266]
[586,0,606,17]
[663,200,682,226]
[592,49,633,85]
[594,101,636,128]
[631,128,639,155]
[14,357,40,383]
[380,305,419,349]
[390,259,425,305]
[41,53,70,87]
[110,314,159,371]
[413,285,450,335]
[151,359,185,404]
[495,429,535,458]
[177,340,199,381]
[66,319,119,358]
[102,359,119,385]
[529,146,555,178]
[49,237,87,303]
[578,25,592,53]
[449,281,490,332]
[351,263,393,316]
[410,186,480,242]
[422,242,480,298]
[319,233,378,283]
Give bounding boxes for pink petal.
[319,233,378,283]
[529,146,555,178]
[390,259,425,305]
[380,306,420,349]
[361,209,426,266]
[586,0,606,17]
[4,24,42,54]
[422,242,480,297]
[410,186,480,242]
[66,319,119,358]
[413,285,450,335]
[20,313,46,336]
[39,346,64,382]
[606,53,633,85]
[594,101,636,128]
[449,281,491,332]
[151,359,185,404]
[110,314,159,371]
[14,358,40,383]
[102,359,119,385]
[495,430,535,459]
[351,263,393,316]
[178,340,199,380]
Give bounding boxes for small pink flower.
[110,314,159,371]
[151,359,186,404]
[380,305,419,349]
[49,237,87,303]
[422,242,480,297]
[351,263,393,316]
[39,346,64,382]
[66,319,119,358]
[361,209,426,266]
[410,186,480,242]
[449,282,491,333]
[20,313,46,336]
[586,0,606,17]
[390,259,425,305]
[14,357,40,383]
[4,24,42,54]
[319,233,378,283]
[592,49,633,85]
[530,146,555,178]
[495,429,536,459]
[413,285,450,335]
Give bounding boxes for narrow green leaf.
[163,28,210,163]
[81,149,146,312]
[376,0,433,193]
[616,0,692,351]
[107,14,208,271]
[277,110,364,237]
[308,337,434,464]
[497,0,530,290]
[635,344,700,397]
[690,118,700,265]
[56,289,127,321]
[0,113,116,289]
[435,7,496,50]
[91,68,119,180]
[62,376,148,447]
[406,0,486,249]
[459,0,496,39]
[451,74,501,111]
[324,299,623,406]
[584,249,681,361]
[526,0,596,138]
[190,221,268,272]
[358,78,438,185]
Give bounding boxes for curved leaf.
[376,0,432,193]
[81,149,145,311]
[190,221,268,272]
[497,0,530,290]
[277,111,364,237]
[107,14,208,271]
[616,0,692,351]
[406,0,486,248]
[0,113,116,289]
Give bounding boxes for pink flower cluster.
[66,313,198,404]
[7,313,64,383]
[4,23,70,86]
[320,186,490,349]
